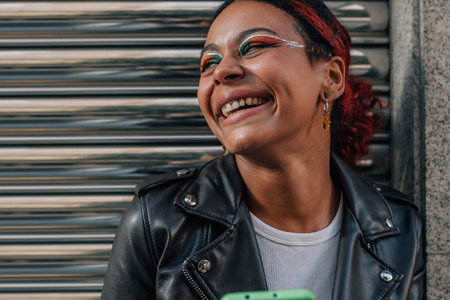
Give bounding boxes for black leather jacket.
[102,154,425,300]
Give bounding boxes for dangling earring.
[321,97,331,131]
[222,145,229,156]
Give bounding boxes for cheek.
[263,56,320,100]
[197,77,224,140]
[249,55,322,123]
[246,53,314,92]
[197,77,214,118]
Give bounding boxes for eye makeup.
[199,34,304,73]
[200,52,222,73]
[238,34,304,56]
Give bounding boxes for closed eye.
[200,53,222,73]
[239,35,282,56]
[239,34,304,56]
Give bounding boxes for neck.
[236,147,339,233]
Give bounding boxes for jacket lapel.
[331,155,404,299]
[331,203,403,299]
[176,155,267,299]
[183,200,267,299]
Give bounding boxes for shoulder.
[132,155,242,228]
[134,154,238,200]
[375,184,418,210]
[332,153,422,225]
[134,167,197,197]
[131,167,200,220]
[132,156,228,212]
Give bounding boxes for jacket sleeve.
[101,195,156,300]
[407,210,426,300]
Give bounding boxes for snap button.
[385,218,394,228]
[372,183,381,192]
[380,270,393,282]
[198,260,211,273]
[176,169,190,176]
[183,194,197,207]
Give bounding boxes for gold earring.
[321,97,331,131]
[222,145,229,156]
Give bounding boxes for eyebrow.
[200,27,279,58]
[200,44,219,58]
[236,27,278,43]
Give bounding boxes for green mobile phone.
[221,289,316,300]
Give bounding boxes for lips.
[220,97,268,118]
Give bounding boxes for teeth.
[221,97,266,117]
[222,106,228,117]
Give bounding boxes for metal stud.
[380,270,393,282]
[385,218,394,229]
[176,169,190,176]
[198,260,211,273]
[372,183,381,192]
[183,194,198,207]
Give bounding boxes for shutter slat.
[0,1,391,298]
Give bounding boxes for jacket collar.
[176,153,399,240]
[174,154,245,227]
[330,156,403,299]
[330,153,400,240]
[175,154,404,299]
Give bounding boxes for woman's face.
[197,0,331,156]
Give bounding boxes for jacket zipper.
[182,260,209,300]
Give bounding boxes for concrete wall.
[391,0,449,298]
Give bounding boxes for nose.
[213,56,244,85]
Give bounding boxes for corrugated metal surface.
[0,1,390,298]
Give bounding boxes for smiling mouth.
[221,97,269,118]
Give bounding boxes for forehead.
[206,1,299,44]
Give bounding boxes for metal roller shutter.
[0,1,390,299]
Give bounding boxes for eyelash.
[200,35,292,73]
[239,39,280,56]
[200,54,222,73]
[200,41,275,73]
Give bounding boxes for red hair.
[290,1,382,165]
[214,0,382,165]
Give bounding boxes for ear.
[320,56,346,102]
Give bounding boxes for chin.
[223,138,264,156]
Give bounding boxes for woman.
[102,1,425,299]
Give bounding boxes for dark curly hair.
[212,0,381,166]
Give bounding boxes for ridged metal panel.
[0,1,390,298]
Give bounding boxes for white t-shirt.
[250,197,343,300]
